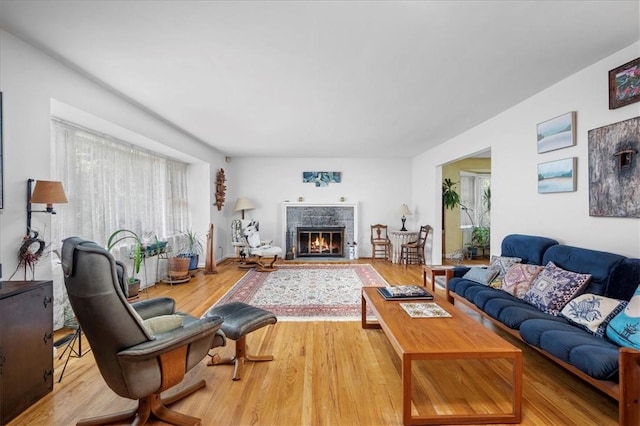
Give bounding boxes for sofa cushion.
[561,294,628,338]
[462,267,499,286]
[479,295,565,328]
[607,284,640,350]
[542,244,625,296]
[607,258,640,301]
[520,319,620,380]
[501,264,544,299]
[497,304,568,329]
[500,234,558,265]
[448,277,485,299]
[471,287,517,311]
[523,262,591,316]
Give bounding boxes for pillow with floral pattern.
[501,264,544,299]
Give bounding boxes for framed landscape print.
[609,57,640,109]
[538,157,577,193]
[537,112,576,153]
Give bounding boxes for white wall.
[413,42,640,260]
[226,157,413,258]
[0,30,227,280]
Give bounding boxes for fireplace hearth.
[297,227,345,257]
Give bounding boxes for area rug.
[214,264,388,321]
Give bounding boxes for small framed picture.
[538,157,577,194]
[537,112,576,154]
[609,57,640,109]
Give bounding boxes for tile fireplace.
[283,203,357,258]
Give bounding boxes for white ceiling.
[1,1,638,159]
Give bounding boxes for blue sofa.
[445,234,640,425]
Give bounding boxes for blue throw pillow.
[463,267,499,286]
[607,284,640,349]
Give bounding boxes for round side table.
[388,230,418,263]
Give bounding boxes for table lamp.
[400,204,412,231]
[234,197,255,220]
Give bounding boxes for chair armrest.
[131,297,176,319]
[117,316,223,361]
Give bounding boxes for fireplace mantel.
[282,202,358,257]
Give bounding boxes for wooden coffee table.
[362,287,522,425]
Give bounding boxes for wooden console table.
[361,287,522,425]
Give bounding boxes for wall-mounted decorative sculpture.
[215,168,226,211]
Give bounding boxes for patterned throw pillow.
[463,267,500,286]
[607,284,640,349]
[500,264,544,299]
[488,255,522,288]
[561,294,628,337]
[523,261,592,316]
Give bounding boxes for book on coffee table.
[377,285,433,301]
[399,302,452,318]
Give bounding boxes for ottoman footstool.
[204,302,277,381]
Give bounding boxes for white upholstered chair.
[231,219,282,271]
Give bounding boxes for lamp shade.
[400,204,412,217]
[233,197,255,212]
[31,180,68,207]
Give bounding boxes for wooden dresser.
[0,280,54,425]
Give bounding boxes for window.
[459,172,491,229]
[51,119,190,247]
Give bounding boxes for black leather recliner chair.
[60,237,224,426]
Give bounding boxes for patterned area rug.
[215,264,388,321]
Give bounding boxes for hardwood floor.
[13,258,618,425]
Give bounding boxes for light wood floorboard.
[12,258,618,425]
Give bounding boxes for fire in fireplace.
[297,227,345,257]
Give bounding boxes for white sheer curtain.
[51,119,189,245]
[50,118,190,328]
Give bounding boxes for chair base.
[237,255,279,272]
[208,336,274,381]
[76,379,206,426]
[256,255,279,272]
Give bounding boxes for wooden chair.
[400,225,432,267]
[370,224,391,261]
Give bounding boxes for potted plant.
[107,229,142,295]
[178,229,204,270]
[442,178,461,211]
[471,226,490,248]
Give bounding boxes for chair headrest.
[61,237,108,278]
